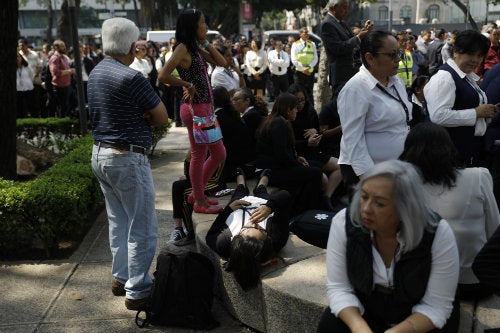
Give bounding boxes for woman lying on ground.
[205,168,291,291]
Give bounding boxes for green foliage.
[0,135,102,258]
[150,119,172,155]
[17,117,80,138]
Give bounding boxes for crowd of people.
[57,0,500,330]
[16,38,102,118]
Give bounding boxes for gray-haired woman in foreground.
[317,160,460,333]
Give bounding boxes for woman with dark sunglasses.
[206,168,292,291]
[337,31,412,194]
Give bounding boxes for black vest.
[438,63,481,164]
[345,209,439,325]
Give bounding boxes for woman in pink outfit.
[159,9,227,214]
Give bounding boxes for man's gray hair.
[326,0,348,10]
[101,17,140,55]
[349,160,435,252]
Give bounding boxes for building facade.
[363,0,500,28]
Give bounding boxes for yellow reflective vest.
[397,50,413,87]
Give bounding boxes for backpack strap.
[135,309,148,328]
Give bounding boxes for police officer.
[291,27,318,103]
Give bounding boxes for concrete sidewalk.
[0,126,251,333]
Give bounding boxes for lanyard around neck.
[376,83,410,124]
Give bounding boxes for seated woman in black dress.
[255,92,324,215]
[206,169,291,291]
[213,86,255,184]
[288,83,342,207]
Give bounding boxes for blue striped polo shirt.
[88,57,161,149]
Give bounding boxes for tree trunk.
[133,0,141,29]
[47,0,53,43]
[0,0,18,180]
[450,0,479,30]
[57,0,71,45]
[315,45,332,112]
[57,0,81,45]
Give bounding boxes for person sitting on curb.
[206,168,292,291]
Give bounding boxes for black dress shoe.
[235,167,247,188]
[254,169,272,192]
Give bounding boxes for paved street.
[0,126,254,333]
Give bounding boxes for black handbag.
[289,210,336,249]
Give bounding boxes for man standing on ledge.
[88,17,169,311]
[320,0,373,98]
[291,27,318,103]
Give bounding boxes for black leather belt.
[94,141,148,155]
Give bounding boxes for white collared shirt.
[267,49,290,76]
[326,209,459,329]
[424,59,488,135]
[211,66,240,92]
[225,196,272,239]
[423,168,500,284]
[129,57,152,78]
[337,65,411,176]
[245,49,268,75]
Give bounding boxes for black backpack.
[289,210,337,249]
[136,246,219,330]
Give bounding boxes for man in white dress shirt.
[268,40,290,99]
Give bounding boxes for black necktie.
[277,52,281,72]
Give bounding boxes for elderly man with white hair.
[88,17,169,311]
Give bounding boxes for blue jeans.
[91,145,157,299]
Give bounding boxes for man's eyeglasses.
[376,49,405,61]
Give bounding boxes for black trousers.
[17,90,34,118]
[54,85,70,117]
[269,164,323,215]
[271,74,289,99]
[339,164,359,200]
[317,296,460,333]
[294,71,315,102]
[172,179,195,235]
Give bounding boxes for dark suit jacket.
[320,13,361,92]
[82,56,95,77]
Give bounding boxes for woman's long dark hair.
[175,8,203,54]
[213,86,239,120]
[400,122,462,188]
[225,234,274,291]
[257,92,297,138]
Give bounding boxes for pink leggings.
[181,103,226,201]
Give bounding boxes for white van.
[146,30,225,44]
